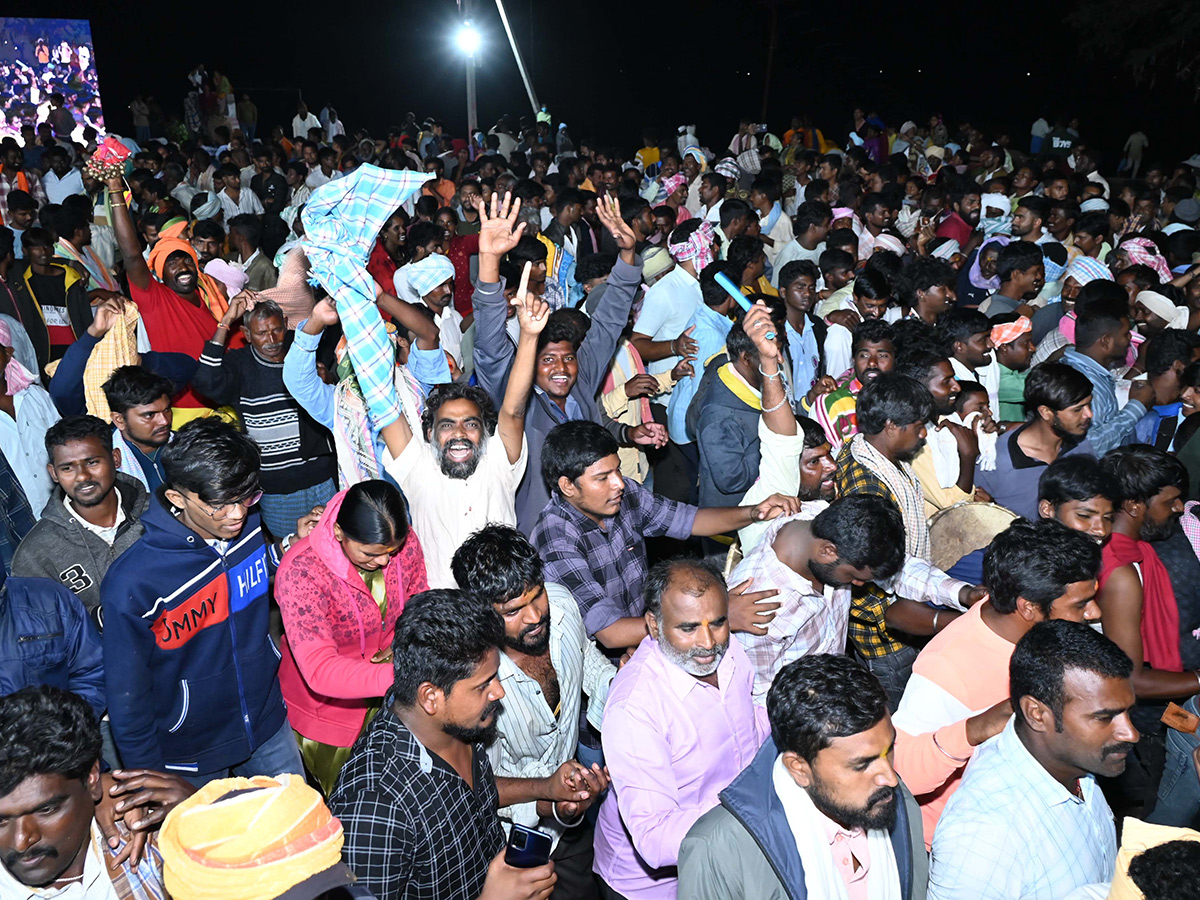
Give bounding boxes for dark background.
[5,0,1193,169]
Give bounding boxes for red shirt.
[936,212,974,247]
[129,278,221,409]
[447,233,480,317]
[367,239,400,296]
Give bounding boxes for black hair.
[851,318,895,355]
[421,383,498,441]
[819,248,855,276]
[508,234,548,267]
[1100,444,1189,507]
[542,420,619,494]
[767,654,888,762]
[21,226,53,250]
[1120,264,1162,292]
[642,556,726,620]
[896,256,955,307]
[1128,840,1200,899]
[0,686,101,797]
[575,252,616,285]
[795,200,833,234]
[390,589,504,705]
[778,259,820,291]
[699,261,736,308]
[537,308,588,352]
[984,519,1101,616]
[995,241,1045,282]
[826,227,858,256]
[856,373,934,434]
[101,365,175,416]
[0,228,11,259]
[804,180,831,203]
[1010,620,1132,729]
[1072,211,1109,239]
[451,524,544,605]
[895,349,948,384]
[728,235,765,278]
[336,479,410,546]
[44,414,113,458]
[228,213,262,248]
[811,495,905,578]
[798,415,829,451]
[162,417,260,506]
[191,218,224,242]
[1074,281,1132,349]
[934,308,990,352]
[1038,454,1116,508]
[6,189,36,212]
[718,198,752,230]
[852,268,890,301]
[724,316,758,366]
[619,196,650,228]
[953,380,988,415]
[1145,330,1198,378]
[819,153,843,172]
[699,171,727,196]
[1016,195,1051,223]
[1023,362,1093,416]
[750,176,782,203]
[408,220,444,251]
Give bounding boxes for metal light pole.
[457,0,480,137]
[494,0,540,119]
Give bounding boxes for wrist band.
[552,804,585,828]
[933,731,970,764]
[758,364,782,379]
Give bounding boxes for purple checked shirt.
[594,635,770,899]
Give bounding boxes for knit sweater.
[192,338,336,494]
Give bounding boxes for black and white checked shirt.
[329,701,505,900]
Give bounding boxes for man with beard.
[330,590,557,900]
[814,318,896,453]
[731,495,906,701]
[930,621,1136,899]
[379,264,545,588]
[595,558,770,900]
[976,363,1097,519]
[189,220,225,270]
[894,519,1102,849]
[192,298,336,538]
[1062,283,1155,454]
[100,367,176,494]
[11,415,149,623]
[935,184,980,250]
[837,374,978,708]
[452,525,615,900]
[679,654,928,900]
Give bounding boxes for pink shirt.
[595,636,769,899]
[820,810,872,900]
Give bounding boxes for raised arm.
[744,302,794,435]
[473,192,526,400]
[103,174,151,290]
[498,262,548,464]
[375,282,439,350]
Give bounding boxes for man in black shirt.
[330,589,557,900]
[250,146,288,215]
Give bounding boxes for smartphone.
[505,823,553,869]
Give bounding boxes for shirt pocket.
[17,629,68,673]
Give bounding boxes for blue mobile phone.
[505,823,553,868]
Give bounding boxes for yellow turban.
[159,774,354,900]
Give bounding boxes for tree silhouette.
[1069,0,1200,99]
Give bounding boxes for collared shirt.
[819,809,871,900]
[0,823,165,900]
[666,302,733,443]
[531,478,697,638]
[595,636,770,900]
[635,265,703,381]
[43,167,85,204]
[216,187,264,224]
[930,719,1117,900]
[975,424,1094,519]
[66,487,126,546]
[786,318,820,398]
[487,582,616,849]
[0,450,34,573]
[330,703,505,900]
[384,434,527,589]
[0,386,61,518]
[1061,348,1145,455]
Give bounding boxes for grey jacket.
[11,474,149,625]
[679,739,928,900]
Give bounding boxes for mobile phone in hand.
[505,824,553,869]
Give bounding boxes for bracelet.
[281,533,297,553]
[670,338,678,356]
[932,731,971,764]
[1194,670,1200,691]
[758,364,782,379]
[932,610,941,632]
[762,395,789,414]
[551,803,585,828]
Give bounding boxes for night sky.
[6,0,1192,168]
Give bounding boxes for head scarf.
[405,254,455,300]
[736,149,761,175]
[1136,290,1190,330]
[714,158,740,182]
[191,191,222,220]
[873,233,906,256]
[1065,255,1113,286]
[931,238,960,261]
[668,219,716,269]
[831,206,855,223]
[0,319,36,395]
[1122,237,1171,282]
[205,259,248,297]
[683,146,707,172]
[660,173,688,199]
[968,235,1010,290]
[1042,251,1068,285]
[160,216,188,236]
[990,315,1031,348]
[147,238,199,280]
[1105,817,1200,900]
[900,121,917,135]
[1080,197,1109,213]
[642,245,675,284]
[159,774,353,900]
[979,192,1014,237]
[924,146,945,160]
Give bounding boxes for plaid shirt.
[0,451,34,575]
[531,478,697,638]
[301,165,432,429]
[329,700,505,900]
[0,168,46,227]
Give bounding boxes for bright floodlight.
[456,22,481,56]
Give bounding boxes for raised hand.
[478,190,526,258]
[742,302,778,361]
[309,297,340,329]
[87,296,126,338]
[511,261,550,336]
[629,423,668,448]
[596,194,636,251]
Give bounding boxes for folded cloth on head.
[0,319,35,395]
[191,192,221,220]
[259,248,316,324]
[873,233,906,256]
[1136,290,1191,330]
[1122,237,1172,282]
[991,315,1032,349]
[668,219,717,269]
[931,238,960,260]
[1080,197,1109,213]
[404,254,455,300]
[660,173,688,198]
[1065,255,1113,286]
[302,164,432,429]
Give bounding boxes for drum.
[927,501,1019,573]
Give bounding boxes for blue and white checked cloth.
[406,254,455,299]
[301,164,432,429]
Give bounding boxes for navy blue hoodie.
[100,494,285,775]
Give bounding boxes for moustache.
[1103,741,1137,759]
[867,787,895,808]
[481,699,502,722]
[5,847,56,869]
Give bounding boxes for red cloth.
[936,212,973,248]
[447,232,480,318]
[1099,533,1182,672]
[366,238,400,296]
[276,489,428,746]
[129,278,227,409]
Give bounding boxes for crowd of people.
[1,83,1200,900]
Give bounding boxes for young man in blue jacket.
[99,417,304,784]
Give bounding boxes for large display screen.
[0,18,103,141]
